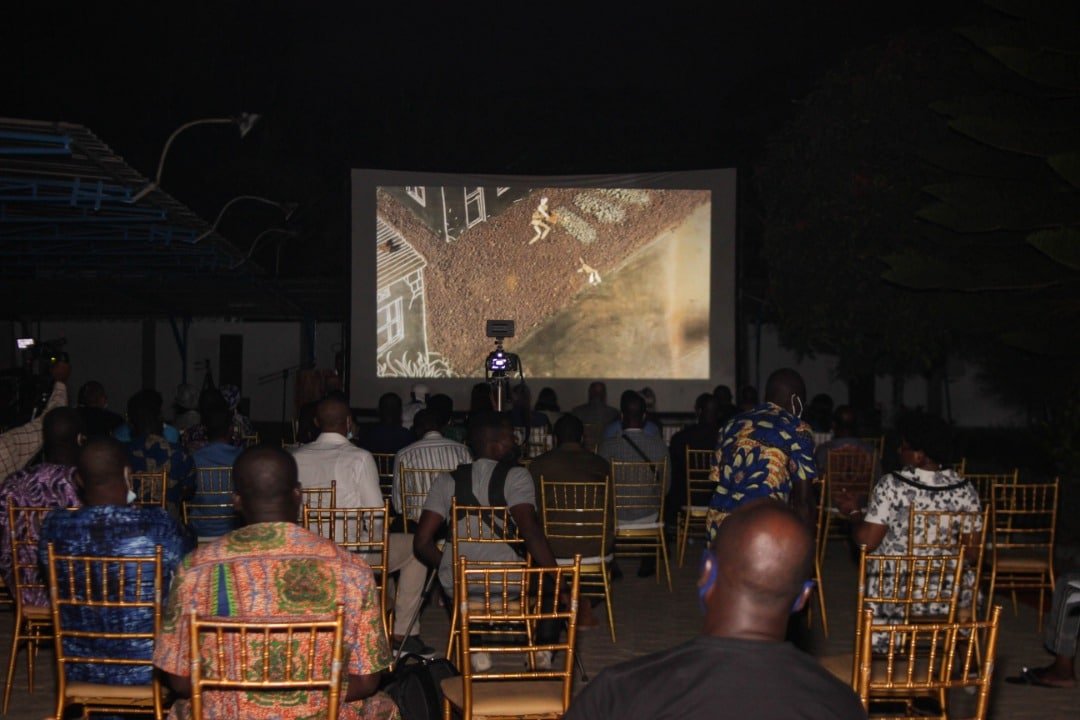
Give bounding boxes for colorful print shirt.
[127,434,197,519]
[706,403,817,537]
[153,522,399,720]
[38,504,194,685]
[0,462,81,607]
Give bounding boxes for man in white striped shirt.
[393,409,472,521]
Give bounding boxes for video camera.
[0,337,69,426]
[484,320,520,376]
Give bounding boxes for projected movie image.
[375,186,710,379]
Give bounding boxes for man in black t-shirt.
[565,499,865,720]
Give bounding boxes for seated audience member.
[188,403,243,538]
[76,380,125,439]
[814,404,878,476]
[597,391,669,578]
[357,392,415,456]
[427,393,466,444]
[602,386,661,440]
[392,409,471,522]
[402,383,428,430]
[153,446,396,719]
[413,410,566,667]
[564,499,865,720]
[0,407,83,607]
[835,411,980,646]
[179,388,227,453]
[39,437,193,686]
[0,360,69,481]
[509,383,550,434]
[712,384,738,427]
[294,394,432,656]
[219,384,255,445]
[806,393,835,436]
[571,381,619,451]
[171,383,201,433]
[1006,569,1080,688]
[707,368,816,535]
[534,387,563,428]
[666,393,721,527]
[126,388,196,519]
[737,384,759,412]
[466,382,494,422]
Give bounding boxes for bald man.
[292,393,432,656]
[706,367,818,536]
[565,500,865,720]
[154,446,398,720]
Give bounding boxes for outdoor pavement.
[1,536,1076,719]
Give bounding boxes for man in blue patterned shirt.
[39,437,194,685]
[125,388,196,519]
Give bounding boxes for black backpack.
[382,653,460,720]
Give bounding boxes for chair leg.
[660,536,673,592]
[676,512,686,567]
[2,618,21,714]
[1037,586,1045,633]
[602,566,616,643]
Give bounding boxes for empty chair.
[676,447,715,567]
[610,458,672,590]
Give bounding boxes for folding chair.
[188,603,347,720]
[303,502,391,640]
[46,543,165,720]
[610,458,672,591]
[441,558,581,720]
[540,478,614,641]
[676,447,715,567]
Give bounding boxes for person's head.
[204,403,233,443]
[411,383,429,403]
[552,413,585,447]
[713,384,733,407]
[831,405,858,438]
[619,390,646,429]
[76,437,133,507]
[511,383,532,410]
[535,387,559,412]
[42,407,85,465]
[469,383,494,413]
[427,394,454,428]
[77,381,108,409]
[467,410,515,462]
[377,392,403,426]
[587,381,607,404]
[314,393,353,438]
[232,445,301,524]
[173,383,199,413]
[412,408,440,436]
[694,393,719,426]
[127,389,164,437]
[897,411,952,468]
[738,385,759,410]
[639,387,656,414]
[763,368,807,417]
[698,499,815,640]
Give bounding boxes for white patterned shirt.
[392,431,472,517]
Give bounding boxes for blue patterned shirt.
[38,504,195,685]
[127,434,197,519]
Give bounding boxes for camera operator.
[0,359,70,482]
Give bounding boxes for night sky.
[4,2,978,283]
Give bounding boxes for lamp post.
[128,113,261,204]
[196,195,298,243]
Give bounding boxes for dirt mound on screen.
[378,187,710,376]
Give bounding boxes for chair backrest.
[825,447,877,504]
[456,557,581,715]
[188,603,347,720]
[195,466,233,494]
[371,452,396,500]
[540,478,608,560]
[399,466,456,523]
[685,448,715,509]
[303,502,391,638]
[182,494,238,539]
[855,606,1002,720]
[857,436,885,459]
[449,499,528,565]
[46,543,164,709]
[131,468,168,509]
[965,469,1019,509]
[300,480,337,513]
[7,505,56,608]
[950,457,968,476]
[609,458,668,526]
[908,507,986,557]
[989,478,1058,557]
[240,433,260,448]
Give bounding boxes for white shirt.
[291,432,383,510]
[392,431,472,516]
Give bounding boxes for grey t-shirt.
[423,458,536,591]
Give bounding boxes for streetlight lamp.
[195,194,298,243]
[127,113,261,204]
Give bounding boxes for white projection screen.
[349,169,736,412]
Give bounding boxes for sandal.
[1004,666,1076,689]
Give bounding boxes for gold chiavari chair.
[540,478,615,641]
[188,603,347,720]
[182,498,237,544]
[854,606,1002,720]
[0,576,12,609]
[820,447,878,562]
[857,435,886,460]
[445,499,530,665]
[524,426,553,459]
[303,502,391,640]
[963,469,1019,510]
[950,457,968,476]
[441,558,581,720]
[908,506,989,621]
[195,466,232,494]
[676,448,715,567]
[985,478,1059,630]
[850,547,966,687]
[371,452,396,501]
[808,480,828,637]
[399,466,455,528]
[2,505,56,713]
[130,468,168,509]
[46,544,165,720]
[240,432,260,448]
[299,480,337,517]
[610,457,672,591]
